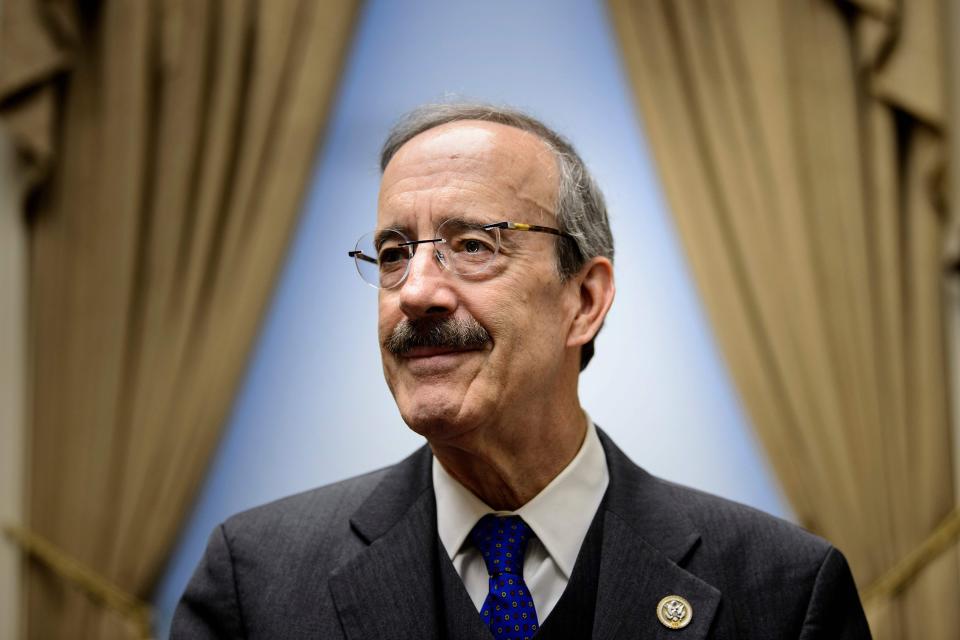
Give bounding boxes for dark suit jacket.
[172,431,871,639]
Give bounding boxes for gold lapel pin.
[656,595,693,629]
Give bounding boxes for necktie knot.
[469,514,533,578]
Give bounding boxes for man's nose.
[397,243,458,319]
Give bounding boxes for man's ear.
[566,256,615,349]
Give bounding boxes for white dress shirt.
[432,417,609,622]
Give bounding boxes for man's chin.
[387,358,487,437]
[396,392,477,441]
[400,403,457,435]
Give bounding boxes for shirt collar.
[433,415,609,579]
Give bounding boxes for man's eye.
[464,239,485,254]
[379,248,406,265]
[453,236,494,254]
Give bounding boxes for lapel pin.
[656,595,693,630]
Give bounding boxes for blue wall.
[153,1,790,635]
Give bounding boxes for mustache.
[383,317,491,356]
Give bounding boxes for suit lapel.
[593,511,720,640]
[328,446,443,640]
[593,431,721,639]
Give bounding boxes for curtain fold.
[0,0,361,637]
[608,1,958,638]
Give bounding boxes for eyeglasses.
[348,219,576,289]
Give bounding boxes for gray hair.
[380,103,614,371]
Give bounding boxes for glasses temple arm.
[348,250,378,265]
[484,221,576,240]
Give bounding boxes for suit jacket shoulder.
[171,447,434,639]
[653,471,832,572]
[222,463,390,564]
[595,430,870,639]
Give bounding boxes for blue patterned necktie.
[469,514,540,640]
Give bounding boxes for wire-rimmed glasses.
[348,219,575,289]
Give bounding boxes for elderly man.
[173,105,871,639]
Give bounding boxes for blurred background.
[1,1,958,639]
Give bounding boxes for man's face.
[376,121,581,443]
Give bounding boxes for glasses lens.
[437,219,500,275]
[353,230,410,288]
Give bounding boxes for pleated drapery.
[608,1,958,638]
[0,0,360,637]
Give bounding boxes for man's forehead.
[377,120,559,227]
[388,119,556,167]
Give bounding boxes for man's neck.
[428,409,588,511]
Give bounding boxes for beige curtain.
[608,0,958,638]
[0,0,360,637]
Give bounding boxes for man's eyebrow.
[374,215,497,243]
[442,215,494,228]
[374,224,413,246]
